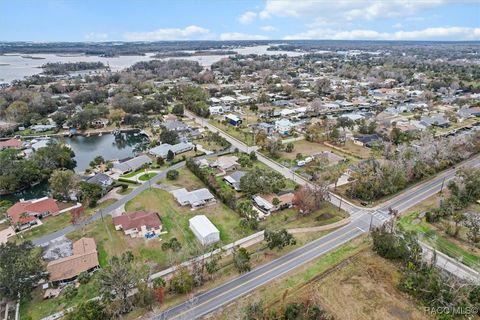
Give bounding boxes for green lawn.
[20,275,100,320]
[16,213,71,242]
[161,167,205,190]
[125,188,249,246]
[208,120,254,146]
[139,172,157,181]
[121,168,147,178]
[398,212,480,271]
[261,202,348,230]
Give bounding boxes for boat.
[112,129,121,136]
[98,132,103,137]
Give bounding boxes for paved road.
[32,161,187,245]
[152,112,480,320]
[153,219,369,320]
[32,150,231,246]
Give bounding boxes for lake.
[3,132,148,202]
[0,45,305,83]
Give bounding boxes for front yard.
[208,119,254,146]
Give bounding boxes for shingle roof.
[171,188,215,206]
[113,155,151,173]
[7,197,59,224]
[113,211,161,231]
[47,238,99,282]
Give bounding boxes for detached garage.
[189,215,220,246]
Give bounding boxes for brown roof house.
[7,197,60,230]
[113,211,162,238]
[252,191,295,216]
[47,237,99,285]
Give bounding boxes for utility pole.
[338,196,343,212]
[99,209,104,222]
[369,213,373,231]
[439,176,446,194]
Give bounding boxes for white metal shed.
[189,215,220,246]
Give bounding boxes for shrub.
[62,284,78,299]
[166,169,179,180]
[77,271,91,284]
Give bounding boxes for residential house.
[112,155,152,175]
[353,134,383,148]
[225,114,242,126]
[220,96,237,107]
[0,138,22,150]
[113,211,162,238]
[275,118,293,135]
[171,188,216,209]
[209,106,224,115]
[252,191,295,215]
[31,139,50,151]
[223,170,246,191]
[47,237,99,285]
[457,107,480,120]
[189,215,220,246]
[164,119,189,132]
[148,142,194,158]
[420,115,449,128]
[31,124,56,132]
[7,197,60,230]
[211,155,239,172]
[312,151,346,166]
[86,173,113,194]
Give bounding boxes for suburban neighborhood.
[1,5,480,319]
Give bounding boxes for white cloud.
[261,25,277,32]
[259,10,271,19]
[123,25,212,41]
[262,0,456,23]
[238,11,257,24]
[393,23,403,29]
[219,32,268,40]
[85,32,109,41]
[284,26,480,41]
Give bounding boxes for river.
[0,45,305,83]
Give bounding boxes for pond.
[3,132,149,203]
[64,132,149,173]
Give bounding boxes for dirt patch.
[316,212,334,221]
[300,250,429,320]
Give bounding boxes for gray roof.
[87,173,112,186]
[224,170,246,183]
[171,188,215,206]
[113,155,151,173]
[420,115,448,126]
[149,142,194,158]
[164,120,189,132]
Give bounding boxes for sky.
[0,0,479,42]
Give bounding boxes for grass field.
[212,238,429,320]
[399,211,480,271]
[260,202,348,230]
[139,172,157,181]
[19,275,100,320]
[208,120,254,146]
[16,213,71,242]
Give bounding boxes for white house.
[209,106,224,115]
[171,188,216,209]
[275,119,293,135]
[189,215,220,246]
